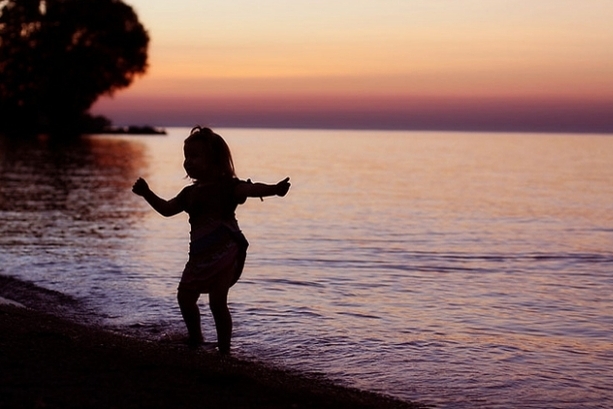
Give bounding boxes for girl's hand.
[132,178,150,196]
[276,177,291,197]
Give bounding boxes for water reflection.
[0,134,147,265]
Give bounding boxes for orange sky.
[92,0,613,132]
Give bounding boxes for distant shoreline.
[99,125,166,135]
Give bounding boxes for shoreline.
[0,275,424,408]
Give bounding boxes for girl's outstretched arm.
[132,178,182,217]
[235,177,291,199]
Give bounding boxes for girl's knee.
[177,289,199,306]
[209,290,228,314]
[209,298,228,316]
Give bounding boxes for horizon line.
[105,122,613,135]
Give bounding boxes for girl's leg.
[177,289,203,346]
[209,285,232,354]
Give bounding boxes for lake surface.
[1,128,612,408]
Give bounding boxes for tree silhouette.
[0,0,149,135]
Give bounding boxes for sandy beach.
[0,275,423,408]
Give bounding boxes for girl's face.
[183,140,209,180]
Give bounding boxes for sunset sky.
[91,0,613,132]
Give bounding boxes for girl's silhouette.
[132,126,290,354]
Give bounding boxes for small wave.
[335,311,380,320]
[258,277,326,288]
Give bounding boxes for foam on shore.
[0,295,25,308]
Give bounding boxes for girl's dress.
[175,178,249,293]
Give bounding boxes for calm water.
[1,129,612,408]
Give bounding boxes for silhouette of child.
[132,126,290,354]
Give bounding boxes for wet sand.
[0,275,423,408]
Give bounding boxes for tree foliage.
[0,0,149,135]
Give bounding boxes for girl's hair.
[185,126,236,179]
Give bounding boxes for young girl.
[132,126,290,354]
